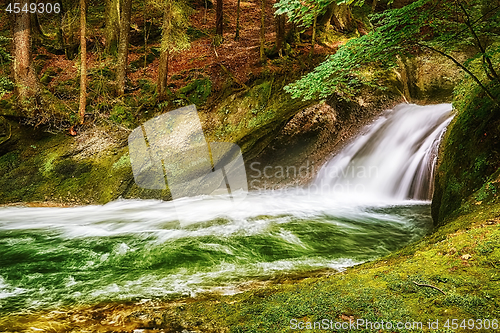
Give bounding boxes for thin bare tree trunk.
[157,1,172,101]
[56,0,65,50]
[216,0,223,38]
[13,0,38,105]
[235,0,241,40]
[117,0,132,95]
[456,1,499,82]
[31,4,46,42]
[79,0,87,124]
[105,0,120,55]
[275,14,285,57]
[309,14,317,61]
[260,0,266,62]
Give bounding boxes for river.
[0,103,453,314]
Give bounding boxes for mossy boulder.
[432,82,500,225]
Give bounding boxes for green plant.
[285,0,500,103]
[0,76,14,98]
[110,105,135,128]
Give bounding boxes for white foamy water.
[314,103,453,201]
[0,192,424,239]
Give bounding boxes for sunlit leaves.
[286,0,500,101]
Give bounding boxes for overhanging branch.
[417,42,500,107]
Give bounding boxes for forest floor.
[0,0,336,106]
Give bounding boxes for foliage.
[150,0,192,55]
[0,36,13,99]
[0,36,11,64]
[0,76,14,99]
[110,105,136,128]
[432,78,500,224]
[274,0,365,29]
[285,0,500,101]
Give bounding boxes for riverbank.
[0,50,459,206]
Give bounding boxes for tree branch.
[413,281,446,295]
[456,0,499,82]
[417,42,500,107]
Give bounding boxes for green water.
[0,197,432,314]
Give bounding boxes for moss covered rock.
[432,83,500,225]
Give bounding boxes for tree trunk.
[275,14,286,57]
[330,3,343,32]
[79,0,87,124]
[317,3,334,31]
[286,22,300,45]
[216,0,223,38]
[259,0,266,62]
[235,0,241,40]
[157,1,173,101]
[105,0,120,55]
[330,3,356,33]
[117,0,132,96]
[157,50,170,101]
[13,0,39,105]
[31,3,46,42]
[56,0,65,50]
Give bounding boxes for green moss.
[177,78,212,106]
[130,52,158,71]
[432,81,500,225]
[138,79,156,94]
[110,105,136,128]
[205,77,312,160]
[112,153,130,169]
[186,26,209,40]
[39,153,57,176]
[248,109,276,128]
[53,78,79,100]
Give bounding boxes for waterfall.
[313,103,454,201]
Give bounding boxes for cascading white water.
[313,103,454,201]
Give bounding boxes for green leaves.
[0,76,14,99]
[286,0,500,101]
[274,0,365,29]
[0,36,11,64]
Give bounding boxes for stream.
[0,103,453,314]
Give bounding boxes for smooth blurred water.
[0,104,452,314]
[0,196,432,314]
[314,103,453,200]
